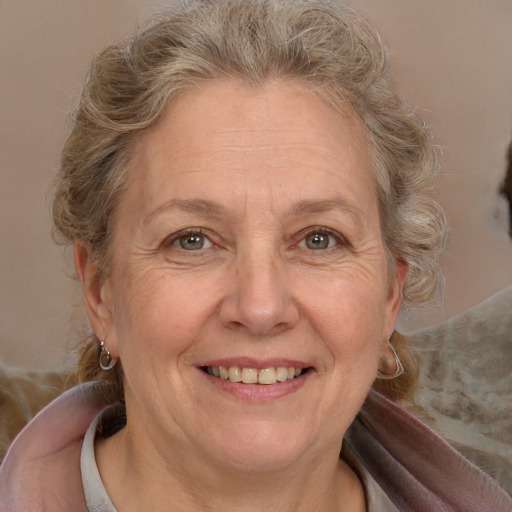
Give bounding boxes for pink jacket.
[0,382,510,511]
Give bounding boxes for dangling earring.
[377,338,404,379]
[99,340,117,371]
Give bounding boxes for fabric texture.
[405,285,512,493]
[81,412,117,512]
[0,384,109,512]
[0,365,67,461]
[346,390,512,511]
[1,382,510,512]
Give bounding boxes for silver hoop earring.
[99,340,117,371]
[377,340,404,380]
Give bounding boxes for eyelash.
[162,228,213,251]
[162,226,347,253]
[295,227,347,251]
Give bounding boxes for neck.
[96,424,366,512]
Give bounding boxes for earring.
[99,340,117,371]
[377,339,404,379]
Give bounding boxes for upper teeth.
[206,366,303,385]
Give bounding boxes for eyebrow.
[144,196,364,224]
[289,197,363,218]
[144,198,230,224]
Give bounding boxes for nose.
[219,250,300,336]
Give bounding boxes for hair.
[52,0,447,402]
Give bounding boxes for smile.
[202,365,306,385]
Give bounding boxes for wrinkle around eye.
[155,228,234,270]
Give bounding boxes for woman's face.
[84,79,405,472]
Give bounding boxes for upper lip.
[198,357,313,370]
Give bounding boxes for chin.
[206,421,320,473]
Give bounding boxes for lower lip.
[200,369,312,402]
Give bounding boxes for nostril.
[225,319,294,337]
[226,320,247,331]
[269,321,294,336]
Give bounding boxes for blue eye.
[175,232,212,250]
[299,230,340,250]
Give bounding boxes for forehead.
[124,79,376,218]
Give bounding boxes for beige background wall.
[1,1,512,369]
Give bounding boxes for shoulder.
[0,382,111,512]
[345,389,512,512]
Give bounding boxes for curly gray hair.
[53,0,446,304]
[52,0,446,397]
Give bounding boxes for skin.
[76,79,406,512]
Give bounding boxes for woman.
[1,0,510,510]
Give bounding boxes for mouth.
[200,365,311,385]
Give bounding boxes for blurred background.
[1,0,512,369]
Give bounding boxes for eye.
[173,231,213,251]
[298,230,341,250]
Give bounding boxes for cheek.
[110,270,219,363]
[302,276,388,367]
[306,275,387,331]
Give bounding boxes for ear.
[74,240,117,356]
[384,259,408,334]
